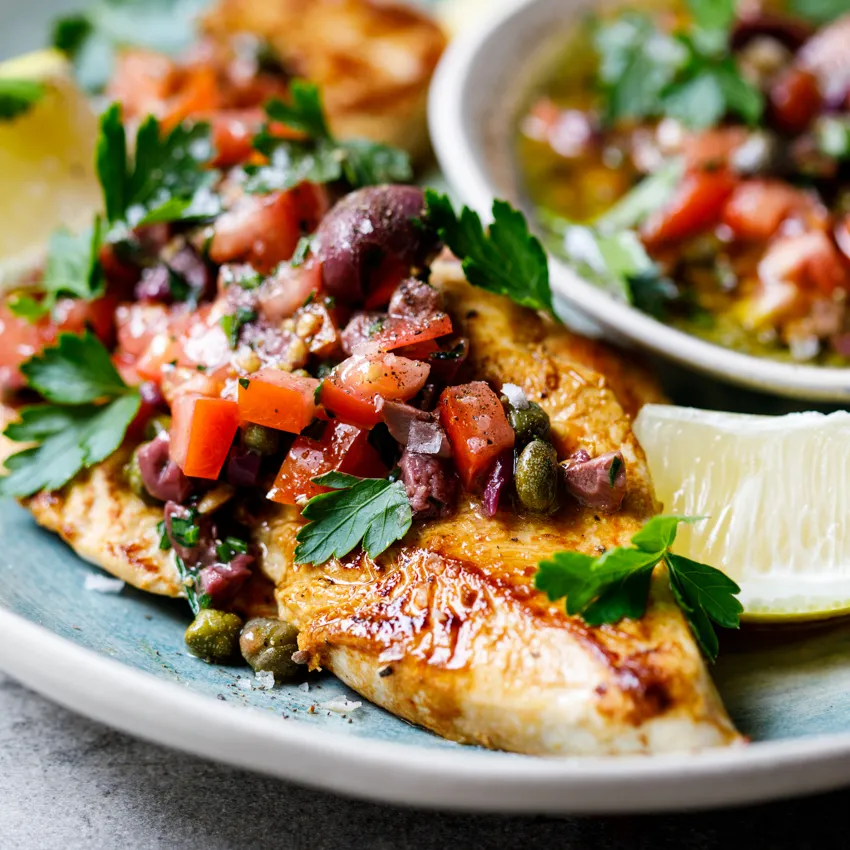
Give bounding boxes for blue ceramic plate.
[4,0,850,815]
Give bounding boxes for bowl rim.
[427,0,850,402]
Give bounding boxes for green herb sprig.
[424,190,554,315]
[244,80,412,194]
[294,471,412,565]
[0,331,141,498]
[535,515,743,661]
[595,0,764,130]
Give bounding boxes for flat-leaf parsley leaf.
[294,472,412,565]
[535,515,743,661]
[424,190,554,315]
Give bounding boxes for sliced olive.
[506,402,551,446]
[515,439,560,513]
[241,423,280,456]
[239,617,300,681]
[184,609,243,661]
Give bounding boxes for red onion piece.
[482,449,514,518]
[226,447,263,489]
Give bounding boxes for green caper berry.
[515,439,560,513]
[144,414,172,441]
[241,423,280,456]
[507,402,550,446]
[123,446,158,504]
[184,609,243,661]
[239,617,300,681]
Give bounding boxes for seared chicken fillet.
[202,0,446,160]
[253,266,740,755]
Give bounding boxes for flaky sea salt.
[298,681,310,692]
[501,383,528,409]
[84,574,125,594]
[321,696,362,714]
[254,671,275,690]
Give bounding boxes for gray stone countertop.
[0,673,847,850]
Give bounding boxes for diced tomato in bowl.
[267,421,386,505]
[439,382,515,492]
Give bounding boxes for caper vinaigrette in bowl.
[517,0,850,366]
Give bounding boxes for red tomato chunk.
[170,395,240,479]
[267,421,386,505]
[438,382,515,492]
[237,368,319,434]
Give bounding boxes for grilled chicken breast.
[202,0,446,160]
[253,264,740,755]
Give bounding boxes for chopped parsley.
[0,77,46,120]
[535,515,743,661]
[0,331,141,498]
[424,190,554,315]
[169,509,200,548]
[290,235,313,267]
[216,536,249,562]
[243,80,412,194]
[156,520,171,551]
[220,307,257,349]
[594,0,763,130]
[790,0,850,23]
[294,472,412,565]
[97,103,220,229]
[174,554,208,615]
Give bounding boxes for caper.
[239,617,300,681]
[123,446,157,504]
[515,439,560,513]
[144,414,172,441]
[184,609,243,661]
[241,423,280,456]
[507,402,550,446]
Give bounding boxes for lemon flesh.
[634,404,850,622]
[0,50,101,288]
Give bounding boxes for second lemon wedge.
[634,403,850,622]
[0,49,101,287]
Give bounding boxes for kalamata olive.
[313,186,441,304]
[515,440,560,514]
[239,617,300,681]
[506,401,551,446]
[185,609,243,661]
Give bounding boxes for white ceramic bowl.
[428,0,850,402]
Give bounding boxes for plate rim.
[4,604,850,813]
[427,0,850,402]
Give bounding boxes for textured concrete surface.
[0,673,848,849]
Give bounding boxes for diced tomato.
[363,257,408,310]
[438,382,515,492]
[115,303,171,357]
[356,313,453,355]
[170,394,240,479]
[175,307,232,376]
[758,232,850,296]
[0,296,116,392]
[207,109,264,168]
[254,260,323,324]
[769,66,822,134]
[267,421,386,505]
[209,183,330,273]
[722,180,816,241]
[161,370,226,406]
[641,170,737,248]
[108,50,176,120]
[238,368,319,433]
[160,65,222,131]
[682,127,749,172]
[320,353,431,428]
[396,338,441,360]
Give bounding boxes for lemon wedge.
[0,49,101,288]
[634,403,850,622]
